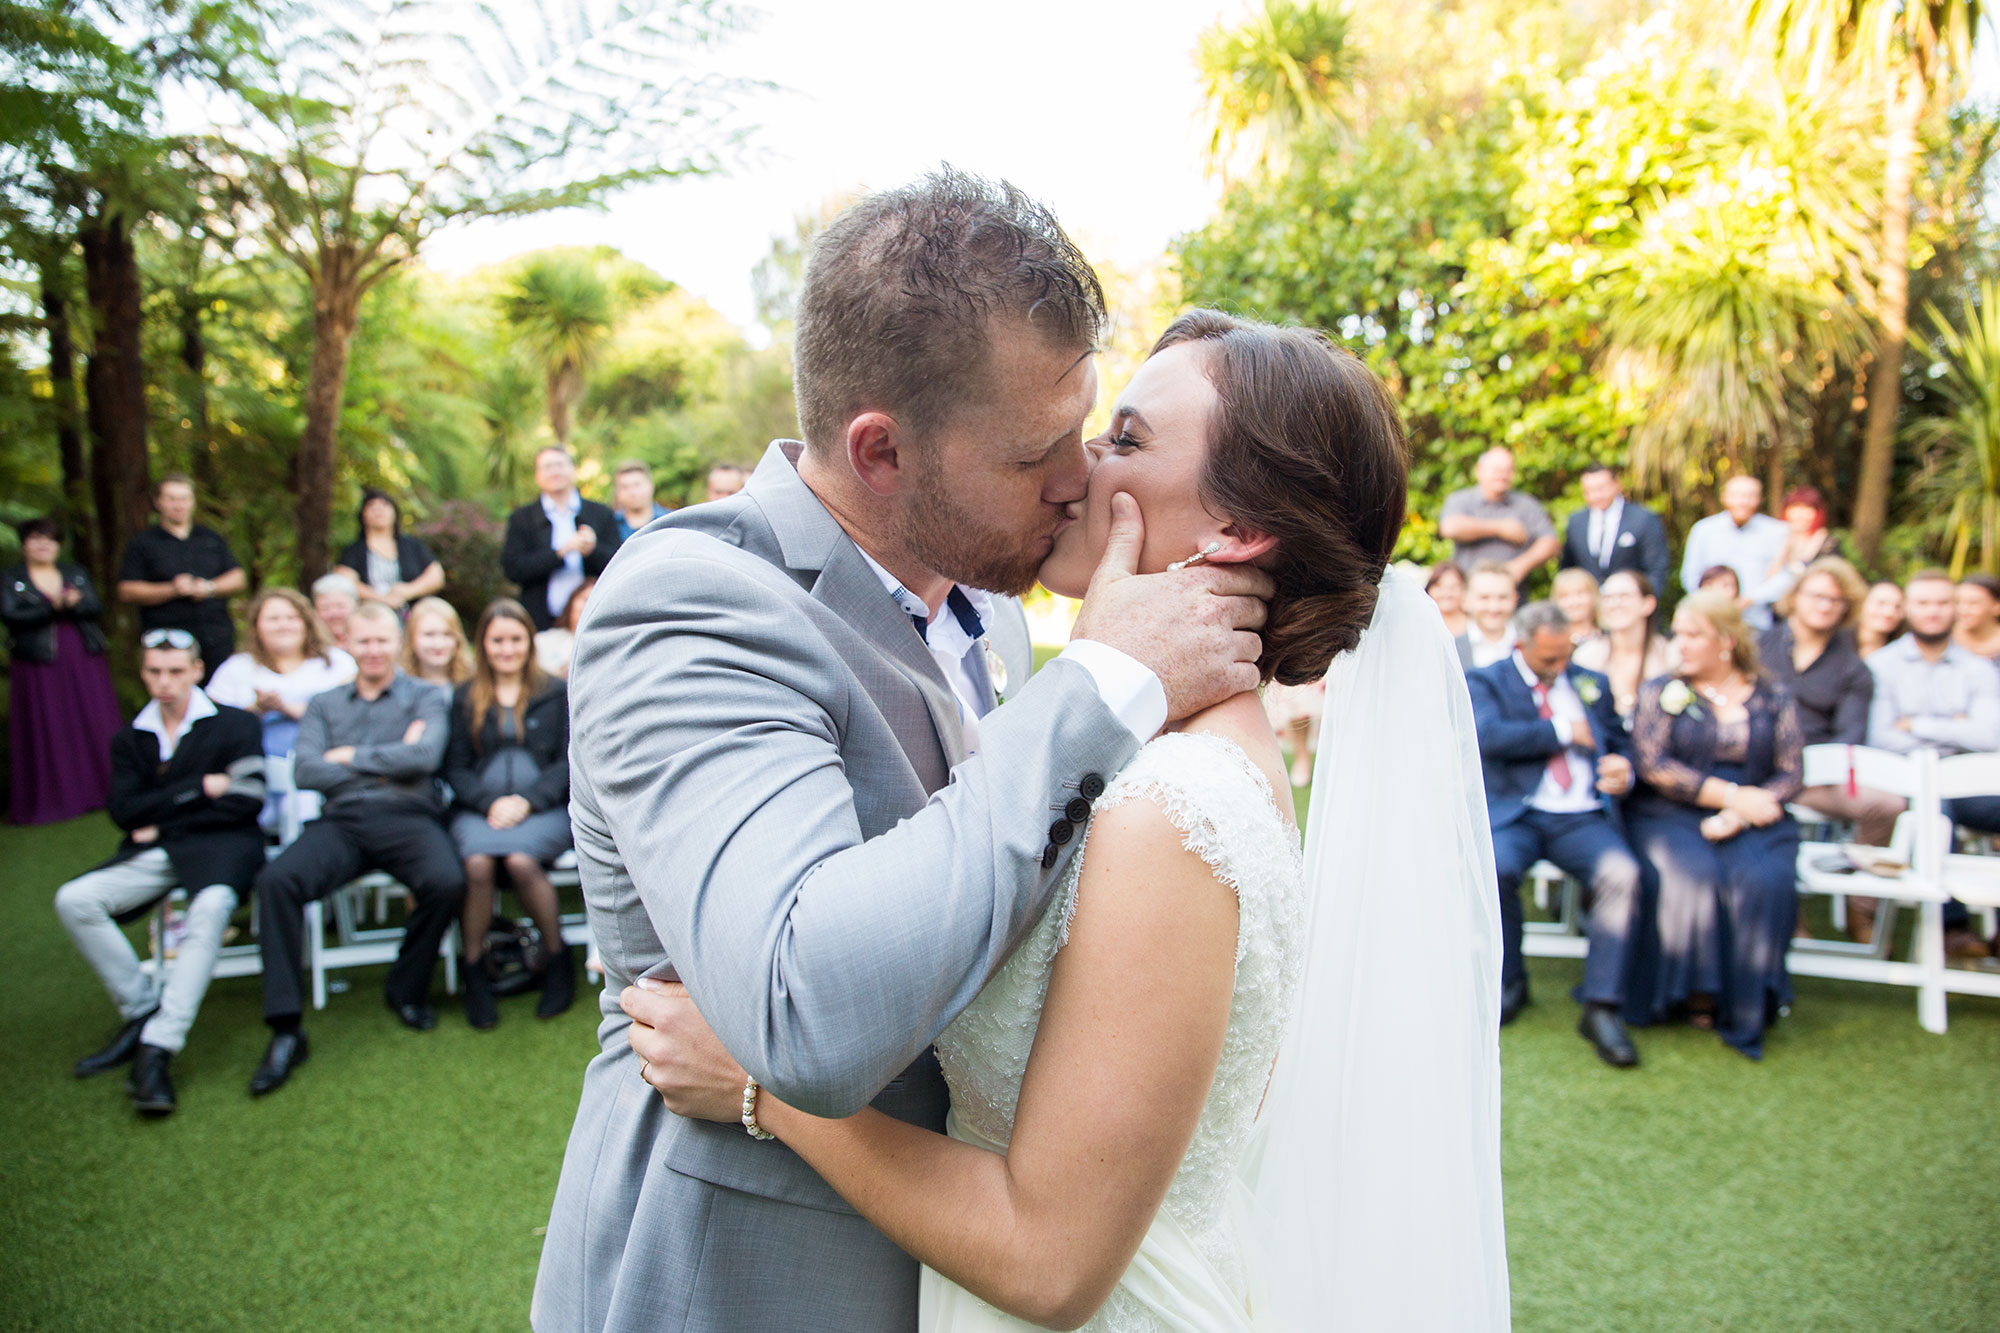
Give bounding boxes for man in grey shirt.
[1867,569,2000,959]
[248,601,463,1095]
[1440,447,1558,584]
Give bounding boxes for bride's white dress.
[920,731,1305,1332]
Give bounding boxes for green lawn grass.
[4,812,1996,1332]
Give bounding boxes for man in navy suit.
[1560,463,1669,596]
[1468,601,1645,1066]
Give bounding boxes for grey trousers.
[54,848,239,1054]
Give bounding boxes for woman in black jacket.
[2,516,124,823]
[332,488,444,612]
[443,598,572,1027]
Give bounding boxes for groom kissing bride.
[534,169,1510,1332]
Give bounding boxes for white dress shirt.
[1587,497,1625,570]
[542,490,586,620]
[133,686,218,761]
[1512,654,1598,813]
[1467,625,1516,669]
[1866,635,2000,756]
[856,547,1166,758]
[1679,510,1790,628]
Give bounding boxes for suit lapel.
[814,543,968,775]
[748,441,966,783]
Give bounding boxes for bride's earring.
[1167,541,1222,573]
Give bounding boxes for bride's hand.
[623,980,750,1125]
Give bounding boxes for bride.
[629,310,1509,1330]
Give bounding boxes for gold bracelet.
[740,1076,775,1141]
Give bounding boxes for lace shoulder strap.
[1059,730,1302,954]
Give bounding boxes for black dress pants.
[256,804,466,1023]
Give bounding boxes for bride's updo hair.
[1153,310,1409,686]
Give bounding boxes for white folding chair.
[1519,860,1587,960]
[1921,751,2000,1032]
[1791,744,1920,961]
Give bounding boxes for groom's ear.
[1212,522,1279,565]
[846,412,907,497]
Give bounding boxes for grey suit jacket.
[533,441,1139,1332]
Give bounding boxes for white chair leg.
[307,899,328,1012]
[1916,900,1948,1035]
[1830,894,1847,932]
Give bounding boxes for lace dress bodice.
[933,732,1306,1330]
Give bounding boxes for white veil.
[1245,564,1511,1329]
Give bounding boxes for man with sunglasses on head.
[54,629,266,1115]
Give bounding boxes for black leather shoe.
[1499,977,1531,1026]
[127,1043,177,1115]
[1579,1005,1639,1068]
[536,945,576,1020]
[249,1030,309,1096]
[462,957,499,1030]
[387,998,437,1031]
[73,1008,159,1077]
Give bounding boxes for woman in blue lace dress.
[1624,590,1804,1059]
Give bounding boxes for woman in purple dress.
[2,517,127,823]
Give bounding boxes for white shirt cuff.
[1552,717,1574,748]
[1058,640,1168,743]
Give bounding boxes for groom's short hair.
[793,166,1106,455]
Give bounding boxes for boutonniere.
[1660,679,1699,717]
[1575,675,1602,707]
[985,643,1008,706]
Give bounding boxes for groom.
[531,170,1272,1332]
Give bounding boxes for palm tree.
[1196,0,1359,179]
[1738,0,1988,563]
[500,255,615,447]
[1907,278,2000,575]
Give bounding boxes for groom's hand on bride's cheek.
[1070,492,1274,723]
[623,981,749,1124]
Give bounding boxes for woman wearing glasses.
[2,516,125,824]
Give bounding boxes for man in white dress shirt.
[1680,475,1790,630]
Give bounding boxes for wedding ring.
[639,1057,651,1086]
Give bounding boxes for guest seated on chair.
[400,595,473,688]
[1761,557,1902,942]
[533,577,594,679]
[1866,569,2000,959]
[206,587,357,770]
[1425,561,1468,638]
[445,599,574,1029]
[1625,592,1804,1059]
[311,572,360,653]
[1455,561,1519,670]
[1857,581,1905,659]
[1952,572,2000,667]
[1551,567,1603,650]
[247,602,464,1096]
[54,631,265,1115]
[1572,570,1674,726]
[1468,601,1644,1065]
[1696,564,1741,601]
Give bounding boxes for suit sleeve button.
[1079,773,1106,800]
[1041,844,1061,869]
[1047,819,1074,846]
[1064,796,1092,823]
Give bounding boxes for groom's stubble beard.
[897,460,1048,598]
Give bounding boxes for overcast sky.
[430,0,1236,336]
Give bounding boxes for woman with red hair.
[1766,487,1842,602]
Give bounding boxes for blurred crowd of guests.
[1408,452,2000,1069]
[3,451,747,1117]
